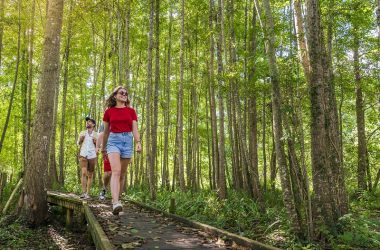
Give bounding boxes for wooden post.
[169,197,175,214]
[65,208,73,228]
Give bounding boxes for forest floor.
[0,208,95,249]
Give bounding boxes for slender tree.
[162,6,173,190]
[25,0,36,165]
[261,0,301,233]
[175,0,186,191]
[0,0,21,155]
[353,33,369,191]
[208,0,219,191]
[59,0,74,186]
[151,0,160,200]
[146,0,154,197]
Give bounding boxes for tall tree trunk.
[175,0,186,191]
[124,0,131,88]
[216,0,227,199]
[150,0,160,200]
[0,0,21,155]
[262,0,300,233]
[146,0,154,194]
[262,92,267,193]
[248,4,260,200]
[325,0,348,216]
[353,35,369,191]
[26,0,36,168]
[227,0,242,193]
[23,0,63,225]
[22,23,28,172]
[59,0,73,186]
[270,119,276,190]
[293,0,310,82]
[305,0,348,235]
[162,7,173,190]
[209,0,219,191]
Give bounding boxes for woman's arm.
[102,122,110,153]
[132,120,141,152]
[96,132,104,153]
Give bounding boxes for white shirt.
[78,130,98,159]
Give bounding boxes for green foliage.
[334,212,380,249]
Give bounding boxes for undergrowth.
[125,187,380,249]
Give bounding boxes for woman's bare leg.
[120,158,130,198]
[108,153,121,204]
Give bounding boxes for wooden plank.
[83,202,114,250]
[47,191,84,212]
[127,199,281,250]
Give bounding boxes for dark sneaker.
[99,189,106,200]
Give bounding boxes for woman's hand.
[101,149,108,160]
[136,142,142,153]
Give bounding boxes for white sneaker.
[112,201,122,215]
[80,193,90,199]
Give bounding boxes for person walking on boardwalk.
[96,123,112,200]
[101,86,142,215]
[77,117,98,199]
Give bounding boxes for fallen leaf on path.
[121,243,134,249]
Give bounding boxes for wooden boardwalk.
[47,191,281,250]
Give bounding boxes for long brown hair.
[105,86,130,108]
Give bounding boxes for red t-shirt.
[103,107,138,133]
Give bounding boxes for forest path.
[89,198,240,249]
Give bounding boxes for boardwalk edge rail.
[83,201,114,250]
[47,191,114,250]
[126,198,282,250]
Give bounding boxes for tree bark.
[293,0,310,81]
[59,0,73,186]
[26,0,36,169]
[23,0,64,225]
[262,0,300,233]
[216,0,227,199]
[150,0,160,200]
[162,7,173,190]
[353,35,369,191]
[248,4,260,200]
[175,0,186,191]
[208,0,219,191]
[146,0,154,195]
[305,0,348,235]
[124,0,131,88]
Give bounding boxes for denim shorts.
[106,132,133,158]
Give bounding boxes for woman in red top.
[102,86,141,215]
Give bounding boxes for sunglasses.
[117,90,128,96]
